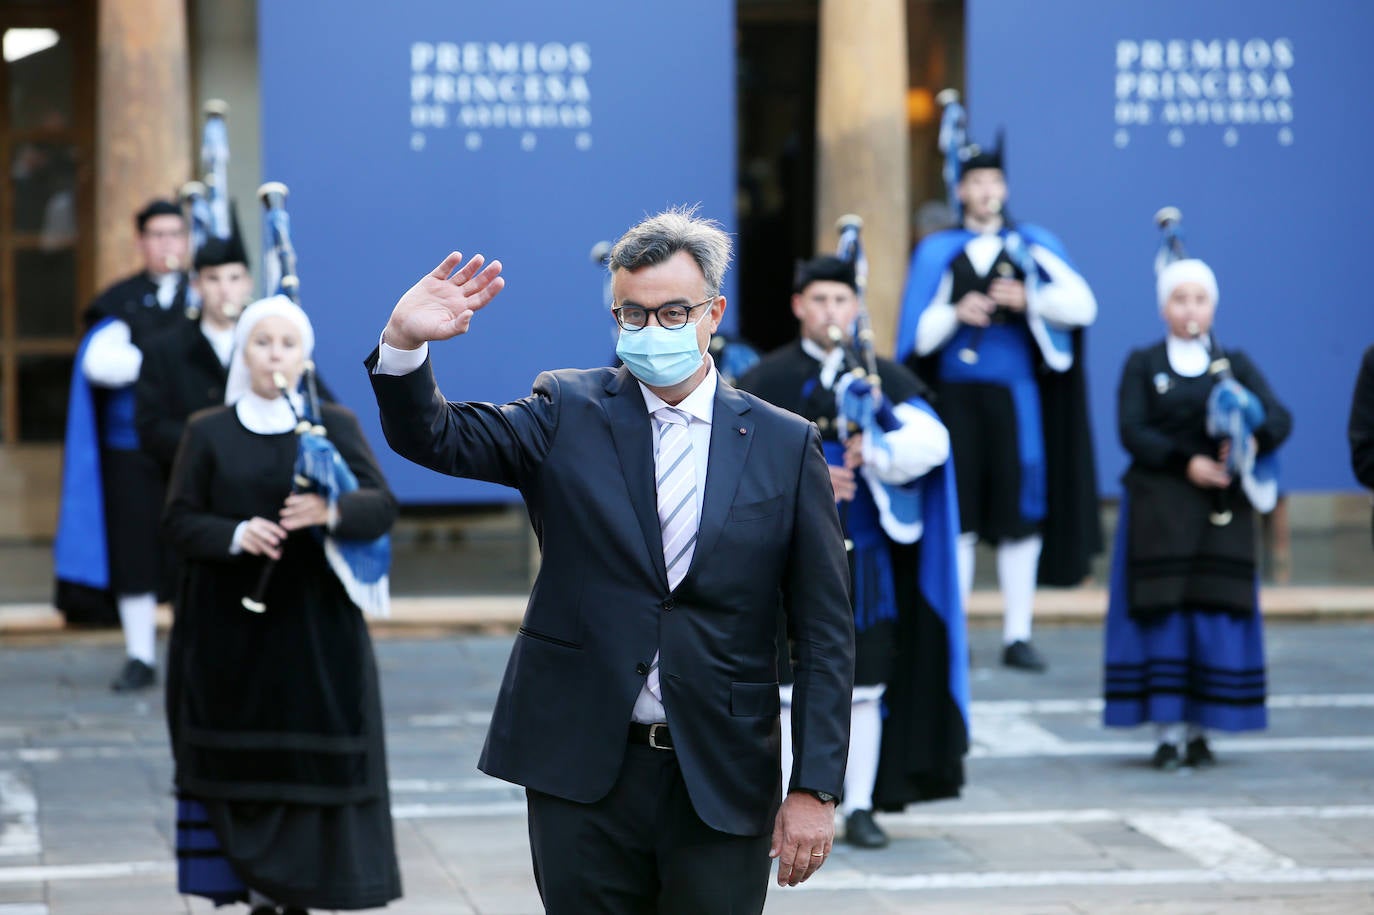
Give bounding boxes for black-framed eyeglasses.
[612,296,714,331]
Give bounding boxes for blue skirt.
[176,796,246,906]
[1102,494,1267,732]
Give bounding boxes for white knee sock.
[1185,724,1208,742]
[841,685,886,816]
[997,535,1042,644]
[957,532,978,614]
[117,592,157,666]
[779,685,794,792]
[1155,722,1185,746]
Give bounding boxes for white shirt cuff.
[863,403,950,485]
[1027,244,1097,327]
[81,319,142,387]
[229,521,248,555]
[374,332,429,376]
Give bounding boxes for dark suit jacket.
[136,319,229,473]
[366,353,855,836]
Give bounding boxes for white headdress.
[1156,258,1219,313]
[223,294,314,405]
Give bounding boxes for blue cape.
[912,400,971,730]
[54,318,115,591]
[826,396,970,732]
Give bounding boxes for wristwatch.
[799,788,837,804]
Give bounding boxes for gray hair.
[608,205,732,296]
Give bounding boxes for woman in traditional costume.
[164,296,401,912]
[1103,217,1291,770]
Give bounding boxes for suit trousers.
[526,742,772,915]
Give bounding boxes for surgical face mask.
[615,322,705,388]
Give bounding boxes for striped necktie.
[649,406,697,702]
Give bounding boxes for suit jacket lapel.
[603,367,668,588]
[688,382,754,580]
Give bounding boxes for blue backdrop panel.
[259,1,736,503]
[966,0,1374,493]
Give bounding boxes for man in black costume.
[895,141,1102,672]
[739,255,969,850]
[54,199,193,691]
[137,232,252,477]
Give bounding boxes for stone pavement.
[4,584,1374,638]
[1,622,1373,913]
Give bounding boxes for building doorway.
[0,0,95,543]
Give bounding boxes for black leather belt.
[628,722,673,750]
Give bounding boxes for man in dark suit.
[366,209,854,913]
[136,233,252,476]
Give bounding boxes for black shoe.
[248,907,278,915]
[1184,737,1215,768]
[1150,742,1181,771]
[1001,640,1047,672]
[844,809,889,849]
[109,658,156,692]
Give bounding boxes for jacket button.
[635,662,649,675]
[661,598,674,612]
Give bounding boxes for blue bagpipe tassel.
[294,425,392,617]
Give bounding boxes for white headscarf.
[223,295,315,406]
[1156,258,1219,313]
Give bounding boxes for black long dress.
[163,401,402,910]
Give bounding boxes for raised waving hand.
[383,252,505,350]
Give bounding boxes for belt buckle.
[647,722,670,750]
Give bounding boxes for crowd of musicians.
[54,96,1368,914]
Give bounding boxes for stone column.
[95,0,192,287]
[814,0,910,355]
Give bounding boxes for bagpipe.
[184,100,231,247]
[591,238,760,385]
[832,214,902,437]
[1154,206,1277,525]
[177,100,233,316]
[240,182,391,617]
[935,89,967,217]
[935,90,1039,367]
[831,216,924,545]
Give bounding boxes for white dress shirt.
[202,323,235,368]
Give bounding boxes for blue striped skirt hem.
[176,796,246,905]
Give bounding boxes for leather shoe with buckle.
[1001,640,1047,672]
[844,809,889,849]
[109,658,156,692]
